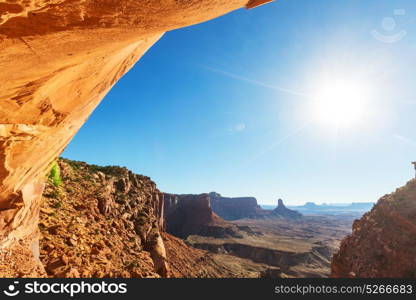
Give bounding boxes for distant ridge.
[164,192,303,221]
[209,192,302,220]
[261,202,375,216]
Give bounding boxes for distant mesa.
[209,192,265,220]
[163,193,242,239]
[211,193,302,220]
[166,192,303,223]
[303,202,319,209]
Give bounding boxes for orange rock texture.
[0,0,272,276]
[35,159,234,278]
[332,179,416,278]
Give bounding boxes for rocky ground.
[39,159,164,278]
[38,158,245,278]
[332,179,416,278]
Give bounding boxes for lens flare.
[310,79,372,129]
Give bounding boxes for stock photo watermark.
[1,281,128,297]
[371,9,407,43]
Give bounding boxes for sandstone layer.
[164,193,243,239]
[331,179,416,278]
[0,0,273,276]
[210,192,266,220]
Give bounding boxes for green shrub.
[49,161,62,187]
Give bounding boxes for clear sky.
[63,0,416,205]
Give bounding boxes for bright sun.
[310,79,371,129]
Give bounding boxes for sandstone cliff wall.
[163,193,241,239]
[210,193,302,220]
[210,192,265,220]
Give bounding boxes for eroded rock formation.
[0,0,273,276]
[210,193,302,220]
[210,192,266,220]
[164,193,242,239]
[331,179,416,278]
[273,199,302,219]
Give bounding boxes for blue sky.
[63,0,416,205]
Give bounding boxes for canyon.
[1,0,414,279]
[0,0,273,277]
[1,157,355,278]
[163,192,353,277]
